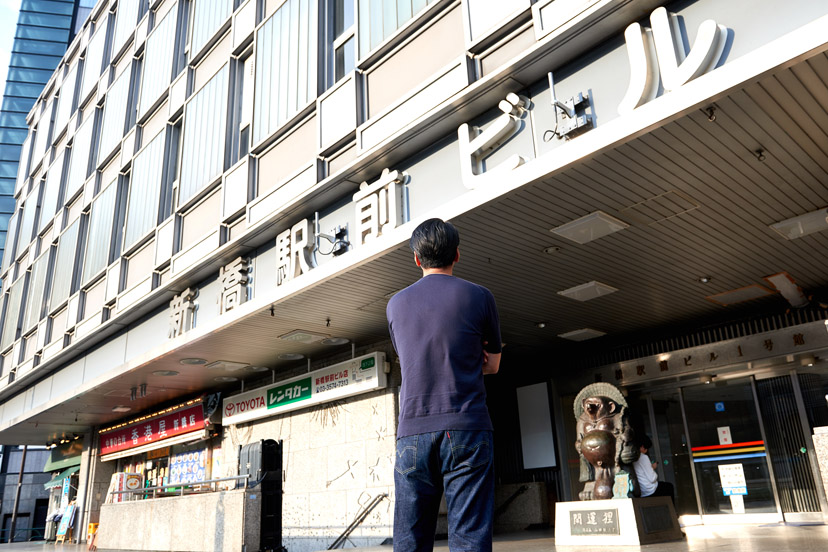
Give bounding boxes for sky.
[0,0,19,98]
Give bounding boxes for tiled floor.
[0,523,827,551]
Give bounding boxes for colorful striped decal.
[691,441,766,463]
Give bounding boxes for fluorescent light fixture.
[558,281,618,302]
[152,370,179,376]
[179,358,207,365]
[706,284,775,306]
[764,272,808,308]
[770,208,828,240]
[550,211,629,244]
[214,376,238,382]
[278,330,329,343]
[557,328,607,341]
[321,337,350,346]
[245,366,270,372]
[278,353,305,361]
[112,406,131,413]
[205,360,249,372]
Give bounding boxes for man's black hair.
[638,435,653,450]
[409,218,460,269]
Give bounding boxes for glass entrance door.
[681,378,781,521]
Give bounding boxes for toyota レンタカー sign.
[222,352,387,425]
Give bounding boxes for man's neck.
[422,266,454,277]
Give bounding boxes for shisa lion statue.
[574,382,639,500]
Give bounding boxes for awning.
[43,466,80,490]
[43,441,82,472]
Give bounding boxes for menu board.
[170,449,207,485]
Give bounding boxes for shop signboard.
[170,449,207,485]
[718,463,748,496]
[222,352,388,425]
[99,403,205,455]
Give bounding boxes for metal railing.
[109,474,250,500]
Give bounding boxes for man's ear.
[454,248,460,264]
[414,254,422,267]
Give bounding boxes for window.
[123,130,167,249]
[31,99,54,167]
[1,212,18,273]
[15,187,39,255]
[14,132,32,195]
[82,180,118,283]
[112,0,143,59]
[98,65,133,166]
[65,112,97,200]
[80,17,109,103]
[253,0,318,145]
[138,7,179,119]
[190,0,233,57]
[358,0,436,57]
[230,55,254,164]
[39,150,65,233]
[328,0,355,86]
[53,63,79,138]
[178,65,228,205]
[0,275,25,350]
[49,218,81,310]
[23,250,49,332]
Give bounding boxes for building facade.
[0,0,827,550]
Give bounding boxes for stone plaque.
[570,508,620,536]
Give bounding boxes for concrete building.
[0,0,827,550]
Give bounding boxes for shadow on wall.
[213,494,225,552]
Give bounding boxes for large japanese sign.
[222,352,388,425]
[569,508,620,536]
[99,404,206,456]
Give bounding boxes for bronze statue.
[574,383,638,500]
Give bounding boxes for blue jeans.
[394,430,494,552]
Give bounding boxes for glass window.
[9,52,62,70]
[15,133,32,195]
[83,180,118,283]
[65,112,96,200]
[1,275,25,350]
[253,0,317,145]
[31,99,54,165]
[49,218,80,310]
[39,150,65,232]
[98,65,133,166]
[23,250,49,332]
[112,0,141,58]
[138,8,178,118]
[327,0,356,87]
[80,17,109,103]
[123,130,166,249]
[1,212,18,272]
[190,0,233,57]
[178,65,228,205]
[358,0,435,57]
[15,187,39,255]
[54,63,79,139]
[15,25,70,42]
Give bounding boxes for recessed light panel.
[764,272,808,308]
[179,358,207,365]
[558,328,607,341]
[770,208,828,240]
[152,370,179,377]
[550,211,629,244]
[321,337,350,346]
[112,406,131,412]
[205,361,249,372]
[278,353,305,361]
[278,330,329,343]
[558,281,618,302]
[214,376,238,383]
[706,284,775,306]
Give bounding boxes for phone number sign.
[222,353,387,425]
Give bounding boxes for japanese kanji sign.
[99,404,205,455]
[569,508,620,535]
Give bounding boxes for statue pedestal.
[554,496,683,545]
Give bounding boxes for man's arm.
[482,351,501,374]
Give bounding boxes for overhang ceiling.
[6,51,828,445]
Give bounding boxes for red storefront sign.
[100,404,205,455]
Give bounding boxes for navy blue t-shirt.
[387,274,502,438]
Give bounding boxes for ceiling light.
[112,406,131,413]
[245,366,270,372]
[179,358,207,365]
[214,376,239,382]
[277,353,305,361]
[558,281,618,302]
[800,355,816,367]
[535,322,547,328]
[320,337,350,346]
[205,360,249,372]
[770,208,828,240]
[706,285,775,306]
[557,328,606,341]
[698,276,712,284]
[550,211,629,244]
[764,272,808,308]
[152,370,179,376]
[542,246,561,255]
[699,374,714,384]
[278,329,329,343]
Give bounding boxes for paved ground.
[0,523,826,551]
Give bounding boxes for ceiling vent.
[278,330,329,343]
[620,190,700,224]
[558,281,618,301]
[558,328,607,341]
[706,284,775,306]
[550,211,628,244]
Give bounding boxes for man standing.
[386,218,502,552]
